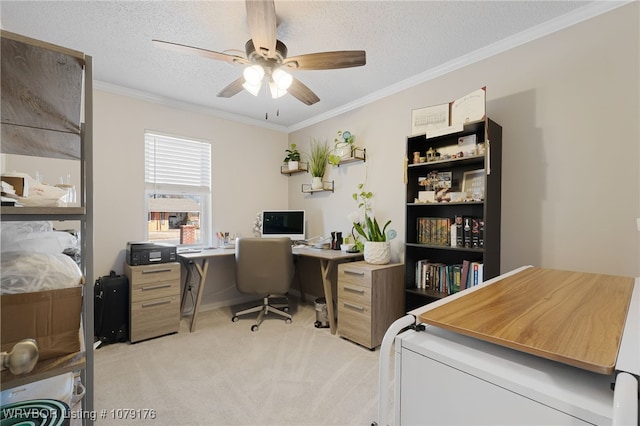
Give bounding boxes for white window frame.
[144,132,212,247]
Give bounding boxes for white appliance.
[375,267,639,426]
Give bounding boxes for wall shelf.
[332,147,366,167]
[280,161,308,175]
[302,180,334,194]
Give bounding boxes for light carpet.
[94,299,395,425]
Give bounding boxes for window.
[145,132,211,246]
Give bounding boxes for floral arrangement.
[349,183,393,249]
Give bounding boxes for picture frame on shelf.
[462,169,485,201]
[411,103,450,136]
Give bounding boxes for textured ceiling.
[0,1,626,131]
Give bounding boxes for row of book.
[416,216,484,248]
[414,259,484,294]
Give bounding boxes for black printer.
[126,241,177,266]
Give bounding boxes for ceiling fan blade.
[287,78,320,106]
[283,51,366,70]
[152,39,248,65]
[217,77,245,98]
[246,0,277,59]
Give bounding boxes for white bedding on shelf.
[0,221,83,294]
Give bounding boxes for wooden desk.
[178,247,363,333]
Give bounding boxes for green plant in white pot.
[349,183,396,264]
[308,139,331,189]
[284,143,301,171]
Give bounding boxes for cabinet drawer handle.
[343,285,365,295]
[141,283,172,291]
[141,268,173,274]
[142,299,172,308]
[344,270,365,276]
[343,302,365,312]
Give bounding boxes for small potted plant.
[284,143,301,171]
[348,183,396,264]
[329,130,355,166]
[308,139,331,189]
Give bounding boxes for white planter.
[311,176,323,190]
[287,160,299,171]
[364,241,391,264]
[335,142,352,159]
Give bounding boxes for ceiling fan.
[152,0,366,106]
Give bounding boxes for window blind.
[145,133,211,190]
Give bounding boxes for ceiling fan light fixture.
[242,81,262,96]
[272,68,293,91]
[269,81,287,99]
[243,64,265,85]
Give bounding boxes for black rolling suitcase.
[94,270,129,347]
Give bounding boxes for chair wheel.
[283,306,290,312]
[232,316,239,322]
[285,318,292,324]
[251,324,259,332]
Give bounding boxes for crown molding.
[92,81,289,132]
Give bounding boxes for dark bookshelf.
[404,119,502,311]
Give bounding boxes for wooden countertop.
[419,267,635,374]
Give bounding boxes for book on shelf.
[418,216,484,248]
[455,215,464,247]
[463,217,472,248]
[471,218,480,248]
[414,260,470,295]
[417,217,451,246]
[460,260,471,291]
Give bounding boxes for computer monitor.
[261,210,306,241]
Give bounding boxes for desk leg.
[319,259,337,335]
[189,259,209,332]
[180,261,193,315]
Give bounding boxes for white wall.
[289,3,640,278]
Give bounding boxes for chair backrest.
[235,237,294,295]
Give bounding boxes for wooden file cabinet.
[337,261,404,349]
[125,262,181,343]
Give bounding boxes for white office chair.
[232,237,295,331]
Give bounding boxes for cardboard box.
[1,286,83,361]
[1,176,28,197]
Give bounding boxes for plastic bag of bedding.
[1,221,78,254]
[0,251,84,294]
